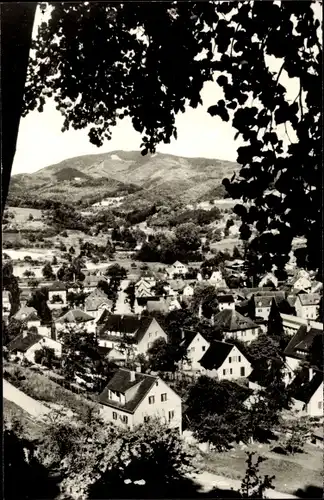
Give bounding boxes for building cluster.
[2,259,323,435]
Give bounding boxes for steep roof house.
[258,272,278,289]
[145,296,181,314]
[199,340,252,380]
[84,289,112,321]
[48,282,67,307]
[281,313,323,336]
[283,323,323,373]
[165,261,188,279]
[295,293,320,320]
[213,309,260,343]
[180,332,210,371]
[99,368,182,432]
[289,367,323,418]
[97,314,168,355]
[217,294,235,311]
[83,275,107,293]
[7,331,62,363]
[55,309,96,333]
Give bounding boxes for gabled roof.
[48,281,67,291]
[83,275,106,287]
[217,294,235,304]
[284,325,323,360]
[7,332,43,352]
[181,331,209,350]
[297,293,321,307]
[291,370,323,403]
[56,309,95,323]
[172,261,187,268]
[213,309,258,332]
[13,306,38,322]
[99,368,157,413]
[168,279,186,291]
[85,289,112,311]
[98,314,159,344]
[199,341,234,370]
[146,298,170,313]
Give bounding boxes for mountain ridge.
[9,150,239,207]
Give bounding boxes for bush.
[61,231,68,237]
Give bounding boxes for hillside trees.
[23,2,322,277]
[175,223,201,254]
[42,261,55,280]
[2,261,20,316]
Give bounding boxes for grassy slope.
[8,150,239,205]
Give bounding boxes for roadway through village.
[3,378,299,499]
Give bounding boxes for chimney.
[130,370,136,382]
[309,366,313,382]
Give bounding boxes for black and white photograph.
[1,1,323,499]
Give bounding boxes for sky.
[11,3,322,175]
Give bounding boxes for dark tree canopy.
[23,2,322,274]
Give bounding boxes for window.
[155,381,158,386]
[149,396,155,404]
[161,393,167,402]
[144,416,150,423]
[228,357,232,363]
[257,308,262,313]
[240,367,245,376]
[238,356,241,362]
[191,347,195,352]
[112,411,117,420]
[148,342,152,348]
[318,401,323,409]
[202,345,206,352]
[223,369,227,375]
[121,415,128,424]
[230,368,233,375]
[149,332,152,338]
[168,410,175,421]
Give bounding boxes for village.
[3,243,323,469]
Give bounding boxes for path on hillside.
[3,379,52,421]
[188,470,299,499]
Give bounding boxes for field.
[5,207,47,231]
[201,441,323,496]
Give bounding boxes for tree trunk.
[1,3,37,212]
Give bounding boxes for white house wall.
[201,346,252,381]
[182,333,210,371]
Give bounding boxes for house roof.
[13,306,38,322]
[172,261,186,268]
[168,280,186,291]
[146,298,170,313]
[199,341,234,370]
[7,332,43,352]
[217,294,235,304]
[291,370,323,404]
[83,275,106,287]
[56,309,95,323]
[297,293,321,307]
[48,281,66,291]
[98,314,158,344]
[85,289,112,311]
[181,331,209,350]
[213,309,258,332]
[284,325,323,358]
[99,368,157,413]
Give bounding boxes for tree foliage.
[24,1,322,275]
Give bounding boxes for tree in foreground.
[24,2,321,277]
[239,452,275,499]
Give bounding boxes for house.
[181,332,210,371]
[98,346,127,364]
[289,272,312,293]
[99,368,182,433]
[283,323,323,374]
[310,427,324,448]
[165,261,188,279]
[83,275,107,294]
[311,281,323,294]
[146,297,181,314]
[289,368,323,418]
[19,288,33,307]
[55,309,96,333]
[97,314,168,355]
[217,294,235,311]
[48,282,67,306]
[209,270,227,289]
[7,331,62,363]
[84,289,112,321]
[182,283,195,298]
[167,280,187,297]
[281,313,323,337]
[295,293,320,320]
[213,309,260,343]
[2,290,11,321]
[135,278,156,298]
[199,340,252,380]
[258,272,278,289]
